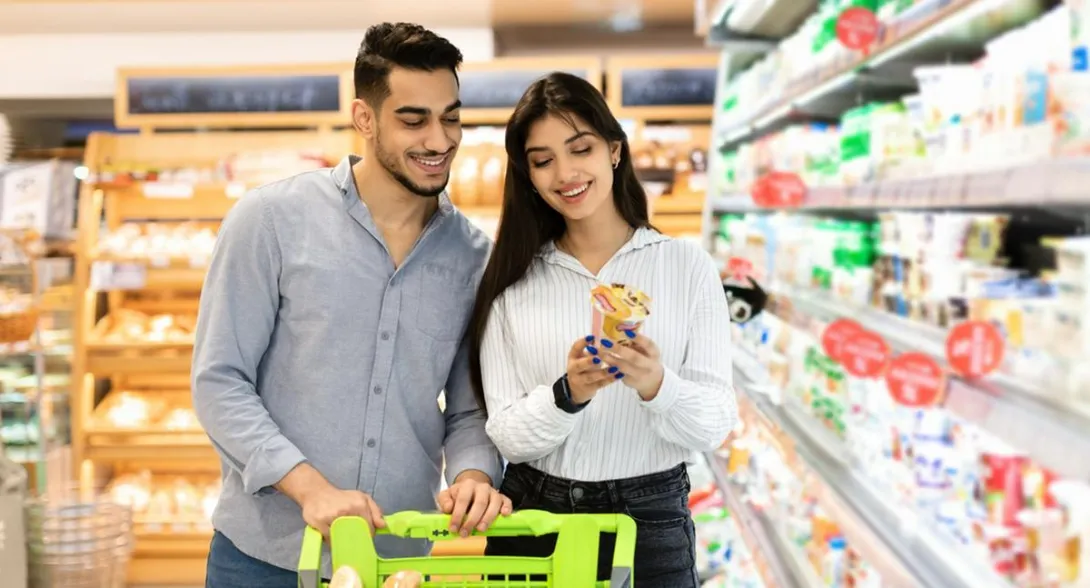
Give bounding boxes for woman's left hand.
[602,332,665,401]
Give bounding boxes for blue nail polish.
[585,346,598,355]
[624,330,636,338]
[593,357,601,365]
[601,339,614,348]
[615,372,625,379]
[585,335,595,342]
[608,366,618,374]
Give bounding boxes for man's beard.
[374,129,449,198]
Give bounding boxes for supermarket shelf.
[775,283,1090,482]
[85,348,193,374]
[84,436,215,462]
[703,451,812,588]
[734,369,1010,588]
[717,0,1052,150]
[712,156,1090,213]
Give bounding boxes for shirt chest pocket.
[405,262,476,341]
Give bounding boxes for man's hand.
[301,486,386,538]
[437,470,513,537]
[277,463,385,538]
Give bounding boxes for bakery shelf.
[703,450,821,588]
[85,345,193,375]
[734,361,1011,588]
[91,255,207,290]
[91,181,243,222]
[773,283,1090,482]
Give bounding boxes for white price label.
[148,254,171,268]
[142,182,195,199]
[90,261,147,291]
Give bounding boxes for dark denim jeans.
[485,462,700,588]
[206,531,300,588]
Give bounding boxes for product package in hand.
[328,566,423,588]
[590,283,651,344]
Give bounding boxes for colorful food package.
[590,283,651,344]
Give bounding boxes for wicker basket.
[0,306,38,344]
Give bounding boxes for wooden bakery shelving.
[605,53,722,238]
[72,63,357,585]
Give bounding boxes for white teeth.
[560,184,588,197]
[412,155,445,167]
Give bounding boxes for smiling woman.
[465,72,737,588]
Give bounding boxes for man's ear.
[352,98,376,139]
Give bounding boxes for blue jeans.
[206,531,299,588]
[485,462,700,588]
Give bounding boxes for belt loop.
[606,480,621,511]
[529,467,547,506]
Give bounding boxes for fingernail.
[585,346,598,355]
[478,523,487,531]
[593,357,601,364]
[585,335,594,342]
[601,339,614,348]
[461,530,469,538]
[625,330,636,338]
[615,372,625,379]
[608,366,618,374]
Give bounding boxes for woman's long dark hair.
[466,71,654,413]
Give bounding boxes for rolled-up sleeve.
[442,336,505,487]
[191,190,306,495]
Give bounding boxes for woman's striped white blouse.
[480,227,739,482]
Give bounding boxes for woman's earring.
[612,159,619,169]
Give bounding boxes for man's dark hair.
[354,22,464,108]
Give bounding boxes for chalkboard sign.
[126,74,343,115]
[459,69,589,109]
[620,68,718,107]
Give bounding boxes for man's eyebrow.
[525,131,594,154]
[393,100,462,116]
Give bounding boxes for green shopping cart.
[297,510,636,587]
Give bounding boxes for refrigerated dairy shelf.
[702,450,822,588]
[710,157,1090,213]
[773,283,1090,482]
[715,0,1053,150]
[732,359,1011,588]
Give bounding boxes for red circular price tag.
[946,320,1005,378]
[751,171,807,208]
[840,329,891,378]
[726,257,754,281]
[836,7,880,51]
[885,352,946,407]
[821,318,863,363]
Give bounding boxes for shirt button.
[381,331,391,341]
[373,385,382,395]
[366,439,376,448]
[572,487,584,500]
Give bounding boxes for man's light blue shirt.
[191,155,504,572]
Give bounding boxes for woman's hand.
[567,335,619,404]
[603,332,664,401]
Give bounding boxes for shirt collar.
[538,226,669,266]
[331,154,455,217]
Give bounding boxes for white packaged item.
[0,160,77,239]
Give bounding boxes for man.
[192,22,509,587]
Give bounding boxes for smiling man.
[192,22,508,588]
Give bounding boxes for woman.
[465,72,738,587]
